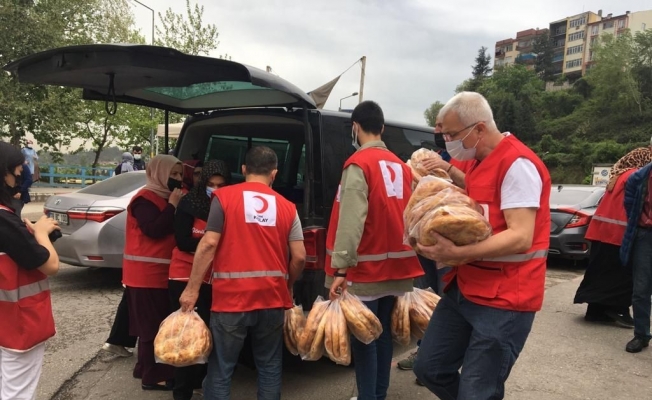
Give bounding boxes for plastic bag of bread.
[391,294,411,346]
[284,304,306,356]
[414,204,491,248]
[154,309,212,367]
[405,289,439,339]
[339,291,382,345]
[298,297,330,361]
[406,176,465,214]
[409,148,441,178]
[324,299,352,366]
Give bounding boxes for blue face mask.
[206,187,214,198]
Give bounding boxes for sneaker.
[604,310,635,329]
[101,343,133,357]
[397,351,418,370]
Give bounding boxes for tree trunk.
[9,122,21,147]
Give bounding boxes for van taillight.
[303,227,326,270]
[68,207,125,223]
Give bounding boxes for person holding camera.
[0,141,60,400]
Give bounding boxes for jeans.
[631,228,652,340]
[204,309,284,400]
[415,256,451,347]
[351,296,396,400]
[414,282,535,400]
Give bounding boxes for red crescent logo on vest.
[388,165,396,183]
[253,195,269,214]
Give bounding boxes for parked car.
[549,184,605,261]
[7,44,438,308]
[43,171,146,268]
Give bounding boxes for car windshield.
[77,172,146,197]
[550,188,598,207]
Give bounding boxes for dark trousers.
[414,283,535,400]
[168,280,212,400]
[106,290,137,348]
[204,309,284,400]
[351,296,396,400]
[632,229,652,340]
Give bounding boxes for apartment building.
[549,11,602,79]
[494,28,548,69]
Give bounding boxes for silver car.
[44,171,146,268]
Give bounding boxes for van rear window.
[146,81,269,100]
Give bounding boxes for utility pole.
[132,0,156,157]
[359,56,366,104]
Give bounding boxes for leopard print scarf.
[606,147,652,191]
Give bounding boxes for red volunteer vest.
[325,146,424,283]
[450,159,475,174]
[0,206,56,351]
[584,169,635,247]
[447,135,551,312]
[211,182,296,312]
[169,218,212,283]
[122,189,176,289]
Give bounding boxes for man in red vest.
[413,92,551,400]
[326,101,424,400]
[180,146,306,399]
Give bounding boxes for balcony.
[552,54,564,63]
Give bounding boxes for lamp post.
[131,0,156,157]
[339,92,359,111]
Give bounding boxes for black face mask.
[167,178,183,192]
[434,134,446,149]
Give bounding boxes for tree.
[533,32,554,81]
[423,101,444,126]
[469,46,492,91]
[155,0,220,56]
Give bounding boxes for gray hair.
[438,92,497,130]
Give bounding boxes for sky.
[125,0,651,127]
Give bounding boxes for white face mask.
[206,187,214,197]
[351,125,360,150]
[133,154,142,160]
[445,124,480,161]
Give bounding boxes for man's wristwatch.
[334,270,347,277]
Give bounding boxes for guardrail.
[34,165,115,188]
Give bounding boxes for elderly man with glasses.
[413,92,551,400]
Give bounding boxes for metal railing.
[34,165,115,188]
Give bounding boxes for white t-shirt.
[500,157,542,210]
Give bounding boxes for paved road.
[21,203,586,400]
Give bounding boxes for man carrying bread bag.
[180,146,306,400]
[326,101,424,400]
[413,92,551,400]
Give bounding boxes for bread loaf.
[304,310,328,361]
[406,176,464,214]
[340,292,382,345]
[298,298,330,357]
[284,305,306,355]
[410,148,441,177]
[154,310,212,367]
[419,205,491,247]
[391,295,411,346]
[324,300,351,365]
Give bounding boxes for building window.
[590,37,598,47]
[591,25,599,35]
[643,23,647,30]
[570,17,587,27]
[555,27,567,35]
[555,39,566,47]
[569,31,585,41]
[566,59,582,69]
[506,44,513,52]
[589,50,594,61]
[566,45,584,55]
[618,19,625,29]
[603,21,614,29]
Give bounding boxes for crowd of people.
[5,90,652,400]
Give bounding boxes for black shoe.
[415,378,425,386]
[625,337,649,353]
[142,381,174,391]
[584,312,612,323]
[605,310,635,329]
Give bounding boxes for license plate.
[50,212,69,225]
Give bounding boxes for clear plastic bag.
[324,299,352,366]
[406,289,436,339]
[411,204,492,247]
[406,176,465,214]
[154,309,212,367]
[391,294,411,346]
[339,291,382,345]
[410,148,442,178]
[298,296,330,361]
[284,304,306,356]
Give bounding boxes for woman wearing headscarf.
[0,141,60,399]
[182,160,202,192]
[122,154,184,391]
[168,160,231,400]
[574,146,652,326]
[115,152,135,176]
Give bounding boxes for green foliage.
[533,32,554,81]
[155,0,220,56]
[423,101,444,127]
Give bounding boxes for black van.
[5,44,439,308]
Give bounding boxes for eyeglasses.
[442,122,481,141]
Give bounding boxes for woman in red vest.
[168,159,231,400]
[123,154,184,391]
[574,149,652,327]
[0,142,60,399]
